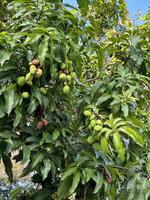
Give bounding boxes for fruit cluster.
[17,59,44,98]
[83,109,103,144]
[36,118,48,130]
[58,61,76,94]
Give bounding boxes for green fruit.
[30,65,37,75]
[22,92,30,99]
[90,119,97,127]
[36,69,43,78]
[26,72,33,81]
[66,75,72,81]
[63,85,70,94]
[94,125,102,132]
[61,63,67,70]
[40,87,47,95]
[96,119,102,125]
[70,72,77,78]
[68,60,72,66]
[83,110,92,117]
[26,80,33,86]
[87,135,95,144]
[69,66,74,72]
[59,73,67,80]
[17,76,26,86]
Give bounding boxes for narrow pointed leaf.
[69,171,80,194]
[119,126,144,146]
[61,167,77,181]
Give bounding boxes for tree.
[0,0,150,199]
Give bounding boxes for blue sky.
[63,0,150,19]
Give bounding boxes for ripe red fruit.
[36,121,43,130]
[32,59,40,66]
[41,119,48,126]
[106,178,113,184]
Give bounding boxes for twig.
[82,77,101,84]
[111,165,129,170]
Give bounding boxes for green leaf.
[82,168,95,184]
[32,87,42,105]
[32,153,44,168]
[4,86,15,115]
[57,176,73,200]
[22,145,31,164]
[24,33,41,45]
[100,137,109,154]
[121,103,129,117]
[127,116,144,128]
[136,179,150,200]
[13,106,22,127]
[146,154,150,175]
[96,95,111,106]
[10,187,22,200]
[113,132,125,161]
[0,49,12,66]
[69,171,80,194]
[92,172,103,194]
[0,130,18,139]
[39,35,49,65]
[61,167,77,181]
[0,97,6,118]
[53,129,60,140]
[41,159,51,180]
[28,98,38,114]
[77,0,89,16]
[97,47,104,68]
[2,153,13,182]
[119,126,144,146]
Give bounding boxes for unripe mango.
[63,85,70,94]
[83,110,92,117]
[68,60,72,66]
[66,75,72,81]
[22,92,30,99]
[30,65,37,75]
[26,80,33,86]
[69,66,74,72]
[26,72,33,81]
[17,76,26,86]
[59,73,66,80]
[96,119,102,125]
[94,125,102,132]
[90,120,97,128]
[70,72,77,78]
[40,87,47,95]
[61,63,67,70]
[87,135,95,144]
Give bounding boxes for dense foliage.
[0,0,150,199]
